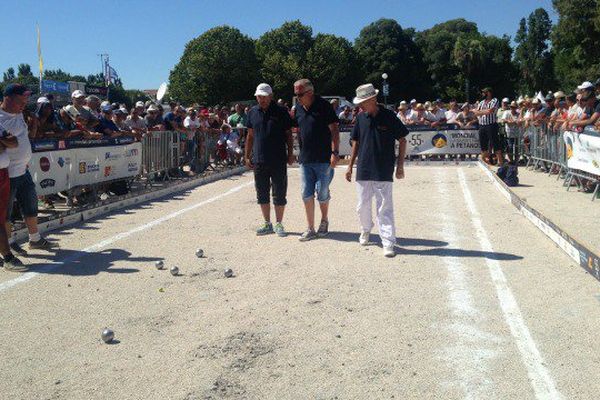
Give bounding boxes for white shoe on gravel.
[359,232,370,246]
[383,245,395,258]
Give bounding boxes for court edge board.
[478,161,600,282]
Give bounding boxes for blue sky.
[1,0,554,90]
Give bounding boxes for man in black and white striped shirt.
[472,87,504,166]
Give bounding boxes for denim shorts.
[8,170,38,221]
[300,163,334,203]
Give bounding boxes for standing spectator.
[71,90,98,129]
[0,84,54,255]
[163,105,184,131]
[472,87,503,166]
[84,95,101,119]
[144,105,165,131]
[96,105,123,137]
[345,83,408,257]
[112,109,132,134]
[501,101,521,163]
[218,123,243,164]
[405,103,430,126]
[293,78,340,241]
[125,107,148,139]
[245,83,294,237]
[134,101,145,117]
[330,98,340,114]
[31,98,58,139]
[0,121,26,271]
[426,102,447,127]
[445,101,460,125]
[228,104,247,128]
[455,103,477,128]
[183,108,200,169]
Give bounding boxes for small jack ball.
[155,261,164,270]
[101,328,114,343]
[170,266,179,276]
[224,268,234,278]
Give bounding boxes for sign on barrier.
[338,128,480,156]
[564,130,600,176]
[29,142,142,195]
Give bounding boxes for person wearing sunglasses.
[292,79,340,242]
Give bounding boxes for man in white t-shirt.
[0,84,55,257]
[0,119,26,271]
[183,108,201,170]
[445,101,460,124]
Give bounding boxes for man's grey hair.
[86,95,100,103]
[294,79,314,92]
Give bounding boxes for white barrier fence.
[29,142,142,196]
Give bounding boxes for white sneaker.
[359,232,370,246]
[383,245,395,258]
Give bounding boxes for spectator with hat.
[345,83,408,258]
[405,103,429,126]
[144,105,165,131]
[245,83,294,237]
[125,106,148,139]
[31,97,58,139]
[0,120,26,271]
[0,83,55,256]
[293,78,340,241]
[501,101,521,163]
[455,103,477,128]
[445,101,460,125]
[71,90,98,130]
[96,105,123,137]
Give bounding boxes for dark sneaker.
[10,242,28,256]
[256,222,274,236]
[273,222,287,237]
[317,220,329,237]
[299,229,317,242]
[3,256,28,272]
[29,238,56,250]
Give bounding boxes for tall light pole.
[382,73,389,107]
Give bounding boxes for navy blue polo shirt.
[294,95,339,164]
[247,101,292,166]
[351,105,409,182]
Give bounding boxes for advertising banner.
[564,130,600,176]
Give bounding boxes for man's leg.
[300,165,317,231]
[356,181,374,234]
[272,164,288,224]
[374,182,396,247]
[254,164,274,235]
[0,170,11,257]
[315,165,334,236]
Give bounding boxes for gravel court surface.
[0,165,599,399]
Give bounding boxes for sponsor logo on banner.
[125,148,139,157]
[105,151,121,161]
[87,163,99,173]
[57,157,65,167]
[39,179,56,188]
[127,162,138,172]
[39,157,51,172]
[79,161,86,174]
[431,133,447,149]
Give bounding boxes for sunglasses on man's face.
[295,91,308,98]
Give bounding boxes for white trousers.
[355,180,396,247]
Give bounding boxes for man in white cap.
[71,90,98,129]
[345,83,408,257]
[245,83,294,237]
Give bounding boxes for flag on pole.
[104,60,119,85]
[36,24,43,77]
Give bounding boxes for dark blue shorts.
[8,170,38,221]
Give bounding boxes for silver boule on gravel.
[170,266,179,276]
[195,249,204,258]
[224,268,234,278]
[101,328,115,343]
[155,260,164,270]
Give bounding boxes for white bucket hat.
[353,83,379,105]
[254,83,273,97]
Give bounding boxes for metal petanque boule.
[195,249,204,258]
[155,260,165,270]
[224,268,234,278]
[101,328,115,343]
[170,266,179,276]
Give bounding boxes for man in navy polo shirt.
[345,83,408,258]
[293,79,340,242]
[245,83,294,237]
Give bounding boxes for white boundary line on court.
[0,180,253,293]
[458,168,562,400]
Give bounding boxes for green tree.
[17,63,33,78]
[169,25,260,105]
[255,20,314,100]
[305,34,360,98]
[514,8,555,93]
[3,67,15,82]
[354,18,429,102]
[552,0,600,90]
[476,35,518,100]
[452,35,483,102]
[415,19,479,99]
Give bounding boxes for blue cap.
[3,83,32,97]
[101,104,113,113]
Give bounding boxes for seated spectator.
[426,102,447,127]
[338,106,353,124]
[144,105,165,131]
[455,103,477,128]
[96,105,124,138]
[396,102,410,125]
[228,103,247,127]
[445,101,460,125]
[406,103,430,126]
[71,90,98,130]
[125,107,148,139]
[218,123,242,164]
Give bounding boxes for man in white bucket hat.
[345,83,408,257]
